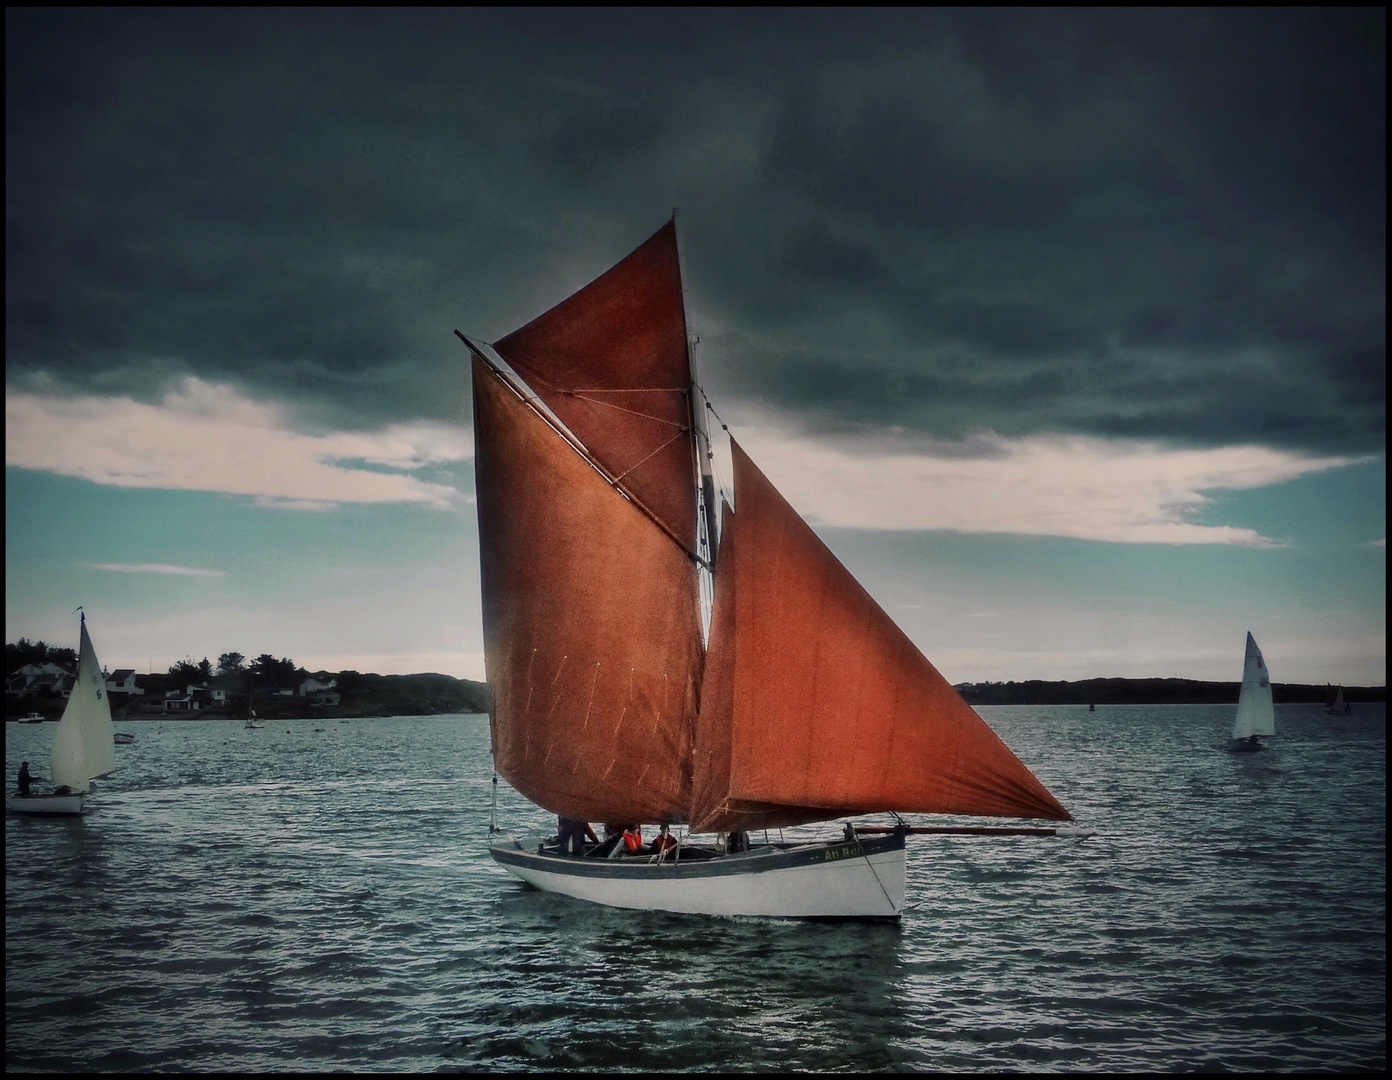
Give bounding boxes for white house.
[298,675,338,697]
[5,663,75,699]
[163,683,226,711]
[105,669,140,695]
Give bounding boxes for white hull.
[491,832,906,919]
[6,792,86,815]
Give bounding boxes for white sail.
[49,615,118,792]
[1231,631,1276,739]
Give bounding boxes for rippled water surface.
[6,705,1385,1072]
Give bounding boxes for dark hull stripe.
[490,832,905,881]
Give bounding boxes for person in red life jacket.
[649,824,677,854]
[622,825,643,854]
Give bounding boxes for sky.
[5,9,1385,686]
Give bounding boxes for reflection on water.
[5,705,1385,1071]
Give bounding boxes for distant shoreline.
[955,678,1386,706]
[7,676,1384,722]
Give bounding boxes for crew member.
[601,823,625,858]
[17,761,33,797]
[556,816,598,856]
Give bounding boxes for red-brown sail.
[692,440,1070,826]
[492,221,697,551]
[690,507,842,833]
[471,354,703,824]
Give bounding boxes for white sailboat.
[244,669,264,728]
[1228,631,1276,752]
[460,219,1079,919]
[1326,686,1350,715]
[7,611,118,815]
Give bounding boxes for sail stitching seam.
[561,387,689,394]
[611,429,691,484]
[564,393,688,429]
[466,343,711,571]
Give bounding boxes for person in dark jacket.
[557,816,598,856]
[18,761,33,797]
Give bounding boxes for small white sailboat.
[6,611,118,815]
[244,670,264,728]
[1326,686,1351,715]
[1228,631,1275,752]
[460,220,1077,919]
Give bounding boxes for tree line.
[166,652,302,688]
[6,641,303,688]
[5,638,77,674]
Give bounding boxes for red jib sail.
[689,440,1071,828]
[471,355,703,824]
[492,221,698,552]
[690,507,842,833]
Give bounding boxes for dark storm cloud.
[5,8,1384,451]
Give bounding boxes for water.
[5,705,1385,1072]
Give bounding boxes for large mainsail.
[491,222,698,552]
[689,441,1070,830]
[49,615,117,793]
[1232,631,1275,739]
[472,355,703,824]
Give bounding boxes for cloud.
[3,10,1383,456]
[82,563,225,577]
[5,377,471,508]
[726,413,1360,545]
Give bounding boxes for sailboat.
[244,670,264,728]
[459,219,1078,919]
[6,611,118,815]
[1228,631,1276,752]
[1326,686,1351,715]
